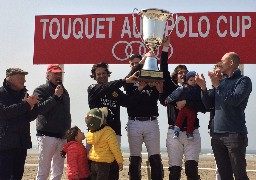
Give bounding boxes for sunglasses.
[177,70,188,74]
[129,54,142,60]
[130,62,139,66]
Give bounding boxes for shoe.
[186,134,194,140]
[173,130,179,139]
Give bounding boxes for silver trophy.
[133,8,173,82]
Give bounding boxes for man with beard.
[88,62,138,180]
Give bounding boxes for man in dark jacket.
[33,64,71,180]
[125,47,166,180]
[0,68,38,179]
[160,37,204,180]
[198,52,252,180]
[88,62,137,180]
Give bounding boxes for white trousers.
[36,136,66,180]
[166,129,201,167]
[127,119,160,157]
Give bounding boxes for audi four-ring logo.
[112,41,174,61]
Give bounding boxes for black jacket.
[88,79,129,136]
[33,81,71,138]
[0,79,38,150]
[124,64,165,117]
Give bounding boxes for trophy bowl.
[138,8,173,51]
[133,8,173,82]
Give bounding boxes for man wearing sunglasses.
[161,40,204,179]
[129,54,142,69]
[125,41,168,180]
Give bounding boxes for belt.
[37,131,64,139]
[129,116,157,121]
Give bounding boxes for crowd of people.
[0,37,252,180]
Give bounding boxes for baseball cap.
[47,64,64,73]
[185,71,196,82]
[6,68,28,77]
[85,107,108,131]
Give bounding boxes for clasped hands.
[24,93,38,110]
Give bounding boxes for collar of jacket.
[228,68,241,79]
[3,78,27,96]
[46,80,57,89]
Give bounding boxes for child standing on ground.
[61,126,90,180]
[165,71,204,140]
[85,107,124,180]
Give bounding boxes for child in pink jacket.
[61,126,90,180]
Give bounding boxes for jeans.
[90,161,111,180]
[108,160,119,180]
[86,135,121,180]
[0,148,27,180]
[211,133,249,180]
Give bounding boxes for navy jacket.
[166,84,203,112]
[0,79,38,150]
[33,81,71,138]
[160,51,205,129]
[201,69,252,134]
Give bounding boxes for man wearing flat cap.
[33,64,71,180]
[0,68,38,179]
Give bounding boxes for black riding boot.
[129,156,142,180]
[169,166,182,180]
[149,154,163,180]
[185,160,201,180]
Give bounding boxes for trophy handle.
[132,8,144,46]
[168,13,178,36]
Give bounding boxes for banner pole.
[59,64,64,82]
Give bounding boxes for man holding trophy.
[124,8,173,180]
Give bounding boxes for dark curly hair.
[90,62,112,79]
[66,126,79,142]
[171,65,188,84]
[129,53,142,61]
[60,126,79,158]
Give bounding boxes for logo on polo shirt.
[112,91,118,97]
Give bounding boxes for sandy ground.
[23,153,256,180]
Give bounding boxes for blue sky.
[0,0,256,151]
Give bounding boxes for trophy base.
[137,69,164,82]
